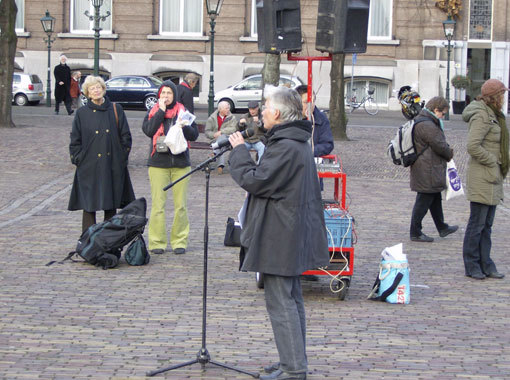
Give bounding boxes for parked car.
[103,75,164,111]
[214,74,303,112]
[12,73,44,106]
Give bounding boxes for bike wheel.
[364,98,379,115]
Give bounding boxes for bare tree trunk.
[261,53,281,101]
[0,0,17,128]
[329,53,348,140]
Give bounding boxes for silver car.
[12,73,44,106]
[214,74,303,112]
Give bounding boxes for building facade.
[13,0,510,111]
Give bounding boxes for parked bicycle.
[346,86,379,115]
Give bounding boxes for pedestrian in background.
[205,100,237,174]
[142,80,199,255]
[237,101,265,162]
[54,55,73,115]
[177,73,198,114]
[409,96,458,242]
[70,71,82,109]
[228,85,329,380]
[68,76,135,233]
[461,79,509,280]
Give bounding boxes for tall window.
[15,0,24,31]
[71,0,112,34]
[469,0,492,40]
[160,0,202,35]
[251,0,258,37]
[368,0,392,39]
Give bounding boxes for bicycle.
[345,86,379,115]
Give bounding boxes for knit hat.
[481,79,509,97]
[157,80,178,109]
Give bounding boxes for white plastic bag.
[444,159,464,201]
[164,122,188,155]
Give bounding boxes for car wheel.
[145,96,158,111]
[220,98,235,113]
[14,94,28,106]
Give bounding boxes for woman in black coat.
[68,76,135,232]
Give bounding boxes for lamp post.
[40,10,55,107]
[443,15,456,121]
[206,0,224,116]
[85,0,111,76]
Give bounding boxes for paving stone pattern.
[1,111,509,379]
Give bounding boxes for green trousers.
[148,166,191,251]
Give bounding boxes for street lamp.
[85,0,111,76]
[40,10,55,107]
[443,14,456,121]
[206,0,224,116]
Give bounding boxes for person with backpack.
[409,96,458,242]
[142,80,199,255]
[461,79,509,280]
[68,76,135,233]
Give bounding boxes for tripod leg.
[146,358,199,377]
[209,360,260,378]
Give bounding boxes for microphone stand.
[147,146,258,378]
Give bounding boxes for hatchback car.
[12,73,44,106]
[214,74,303,112]
[104,75,163,111]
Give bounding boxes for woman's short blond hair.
[82,76,106,98]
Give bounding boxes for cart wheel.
[334,278,350,300]
[256,272,264,289]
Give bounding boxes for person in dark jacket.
[142,80,199,255]
[54,55,73,115]
[228,85,330,380]
[409,96,458,242]
[68,76,135,233]
[296,85,334,157]
[461,79,509,280]
[237,100,265,162]
[177,73,198,114]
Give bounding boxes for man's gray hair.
[264,85,302,122]
[184,72,198,84]
[218,100,230,111]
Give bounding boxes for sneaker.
[486,272,505,279]
[264,362,280,373]
[68,110,74,116]
[259,369,306,380]
[410,234,434,242]
[173,248,186,255]
[150,249,164,255]
[467,273,486,280]
[439,225,458,238]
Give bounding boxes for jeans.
[244,141,265,163]
[410,192,448,237]
[264,274,308,375]
[463,202,498,276]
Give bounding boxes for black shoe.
[260,369,306,380]
[486,272,505,279]
[173,248,186,255]
[410,234,434,242]
[54,110,59,115]
[467,273,486,280]
[150,249,164,255]
[68,110,74,116]
[264,362,280,373]
[439,225,458,238]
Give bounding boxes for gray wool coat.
[228,120,330,277]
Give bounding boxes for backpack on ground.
[124,235,150,266]
[387,117,427,167]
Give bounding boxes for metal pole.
[445,39,451,121]
[207,17,216,116]
[93,5,100,76]
[45,37,52,107]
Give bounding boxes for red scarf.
[149,102,185,156]
[181,82,191,89]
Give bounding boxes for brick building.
[13,0,510,111]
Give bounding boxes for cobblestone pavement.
[1,108,509,379]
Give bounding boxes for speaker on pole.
[256,0,302,53]
[316,0,371,54]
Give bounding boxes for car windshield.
[149,76,163,86]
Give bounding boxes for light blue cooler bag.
[368,259,410,304]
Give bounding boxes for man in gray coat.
[228,86,329,380]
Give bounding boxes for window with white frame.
[15,0,24,31]
[469,0,492,40]
[160,0,202,35]
[71,0,112,34]
[368,0,392,40]
[251,0,258,37]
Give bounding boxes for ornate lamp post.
[443,15,456,121]
[85,0,111,76]
[206,0,224,116]
[40,10,55,107]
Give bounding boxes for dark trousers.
[55,94,72,114]
[410,192,448,237]
[264,274,308,375]
[462,202,497,276]
[82,209,116,233]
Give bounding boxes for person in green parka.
[462,78,509,280]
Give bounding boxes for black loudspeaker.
[316,0,370,54]
[256,0,302,53]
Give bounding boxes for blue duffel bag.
[368,259,410,304]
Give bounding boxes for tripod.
[147,147,258,378]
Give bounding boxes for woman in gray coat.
[462,79,509,280]
[409,96,457,242]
